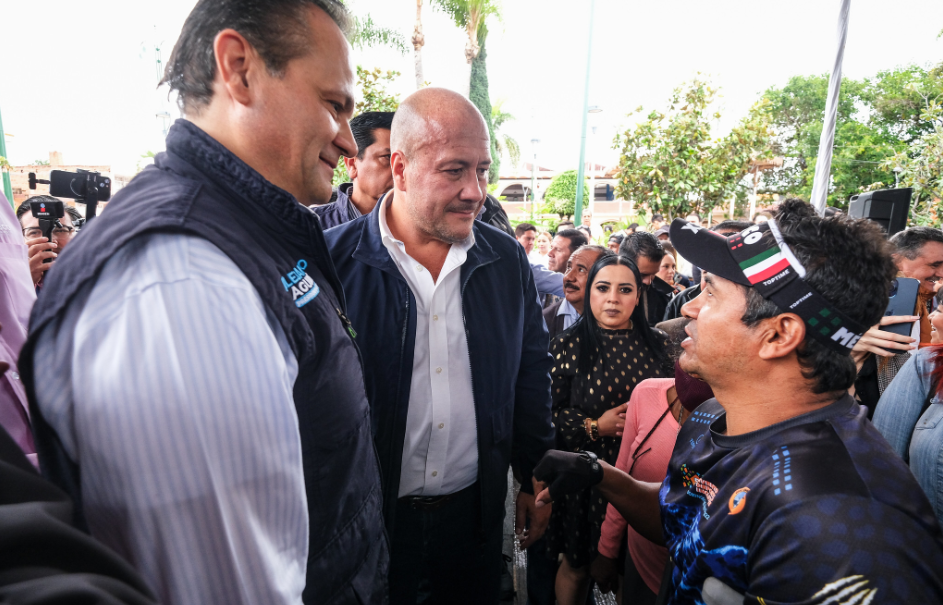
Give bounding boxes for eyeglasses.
[23,226,75,239]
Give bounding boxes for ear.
[344,156,359,180]
[212,29,258,107]
[756,313,807,361]
[391,151,407,192]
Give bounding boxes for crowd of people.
[1,1,942,604]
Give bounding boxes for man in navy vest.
[325,87,555,604]
[19,1,388,604]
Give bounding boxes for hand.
[590,554,620,594]
[533,451,604,507]
[515,483,551,550]
[851,315,918,362]
[597,403,628,438]
[26,236,57,286]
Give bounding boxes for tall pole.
[573,0,596,225]
[530,139,539,220]
[0,106,13,207]
[588,125,597,228]
[809,0,851,216]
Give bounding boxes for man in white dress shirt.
[325,87,555,604]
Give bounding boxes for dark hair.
[627,222,639,231]
[711,220,752,234]
[574,244,613,262]
[556,228,589,254]
[350,111,395,159]
[608,233,625,245]
[890,226,943,261]
[651,214,664,222]
[515,222,537,238]
[161,0,350,113]
[572,254,669,376]
[577,225,592,239]
[741,198,897,394]
[17,197,82,225]
[619,231,666,264]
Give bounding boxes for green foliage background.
[543,170,590,218]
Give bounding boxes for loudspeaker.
[848,188,912,236]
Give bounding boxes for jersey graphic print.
[660,396,943,605]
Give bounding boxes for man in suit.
[324,87,555,605]
[543,245,611,341]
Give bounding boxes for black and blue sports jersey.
[660,394,943,604]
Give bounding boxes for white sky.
[2,0,941,175]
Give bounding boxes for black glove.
[533,450,604,502]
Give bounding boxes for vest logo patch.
[281,259,319,308]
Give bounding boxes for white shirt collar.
[378,193,476,256]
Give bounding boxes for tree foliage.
[761,66,943,207]
[613,77,773,220]
[492,99,520,171]
[0,156,10,171]
[543,169,590,218]
[882,97,943,225]
[469,32,499,184]
[348,13,408,54]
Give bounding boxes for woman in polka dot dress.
[546,254,671,605]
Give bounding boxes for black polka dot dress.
[546,325,670,569]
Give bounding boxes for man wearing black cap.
[532,200,943,604]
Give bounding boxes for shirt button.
[439,423,445,429]
[431,471,438,477]
[436,367,442,374]
[433,315,439,321]
[416,265,423,272]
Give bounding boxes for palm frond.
[349,14,408,54]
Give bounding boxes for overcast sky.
[2,0,941,175]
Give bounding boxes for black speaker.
[848,187,912,236]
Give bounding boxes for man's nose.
[335,119,358,160]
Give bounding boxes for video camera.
[28,169,112,224]
[27,198,65,264]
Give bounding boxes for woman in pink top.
[593,362,713,605]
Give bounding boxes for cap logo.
[681,222,702,234]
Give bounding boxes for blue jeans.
[872,348,943,526]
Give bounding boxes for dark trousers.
[526,535,556,605]
[390,483,503,605]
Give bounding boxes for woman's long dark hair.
[570,254,669,376]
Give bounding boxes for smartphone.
[49,169,112,201]
[883,277,920,342]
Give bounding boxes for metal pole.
[0,106,13,207]
[530,139,539,220]
[810,0,851,216]
[588,126,596,228]
[573,0,596,225]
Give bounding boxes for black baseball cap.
[667,218,867,354]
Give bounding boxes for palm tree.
[492,100,521,172]
[348,13,407,53]
[412,0,425,89]
[431,0,499,98]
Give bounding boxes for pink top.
[597,378,679,593]
[0,192,37,465]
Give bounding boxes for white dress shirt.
[557,298,581,331]
[34,233,307,605]
[378,197,479,497]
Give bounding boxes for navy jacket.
[312,182,355,230]
[20,120,388,604]
[324,201,555,536]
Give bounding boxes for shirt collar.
[378,193,476,255]
[558,298,580,319]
